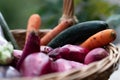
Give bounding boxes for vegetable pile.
[0,13,117,78]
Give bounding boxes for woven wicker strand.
[10,29,120,80]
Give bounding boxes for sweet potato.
[48,44,89,63]
[84,48,109,64]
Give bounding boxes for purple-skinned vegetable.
[48,44,89,63]
[20,52,52,77]
[84,48,109,64]
[13,50,23,59]
[16,31,40,70]
[11,50,23,67]
[52,58,85,72]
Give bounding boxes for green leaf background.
[0,0,119,29]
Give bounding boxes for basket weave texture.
[10,29,120,80]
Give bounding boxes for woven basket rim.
[2,42,119,80]
[10,30,120,80]
[36,43,120,80]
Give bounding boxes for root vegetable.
[52,58,85,72]
[20,52,52,77]
[48,44,89,63]
[84,48,109,64]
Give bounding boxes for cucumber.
[47,21,109,48]
[0,12,19,49]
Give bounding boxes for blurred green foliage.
[0,0,119,29]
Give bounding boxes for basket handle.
[59,0,78,24]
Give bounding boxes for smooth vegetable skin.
[26,14,41,41]
[16,31,40,70]
[80,29,116,50]
[41,20,73,45]
[47,21,108,48]
[20,52,52,77]
[52,58,85,72]
[0,12,19,49]
[48,44,89,63]
[84,48,109,64]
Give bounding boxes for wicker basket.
[2,0,120,80]
[10,29,120,80]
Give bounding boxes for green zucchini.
[0,12,19,49]
[47,21,109,48]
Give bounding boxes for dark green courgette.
[47,21,109,48]
[0,12,19,49]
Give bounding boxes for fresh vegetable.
[84,48,109,64]
[26,14,41,41]
[0,12,19,49]
[40,46,53,54]
[16,31,40,70]
[41,20,73,45]
[52,58,85,72]
[0,42,13,65]
[11,50,23,67]
[13,50,23,59]
[48,44,89,63]
[20,52,52,77]
[80,29,116,50]
[47,21,108,48]
[0,26,14,65]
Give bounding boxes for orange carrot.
[41,20,73,45]
[80,29,116,50]
[26,14,41,41]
